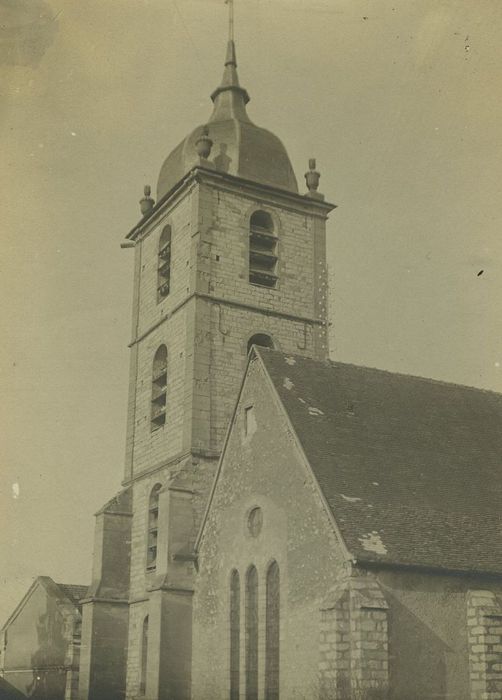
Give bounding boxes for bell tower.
[123,38,333,479]
[79,22,335,700]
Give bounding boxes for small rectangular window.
[244,405,257,436]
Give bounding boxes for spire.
[227,0,234,43]
[210,1,250,118]
[210,40,250,107]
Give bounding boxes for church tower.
[79,20,335,700]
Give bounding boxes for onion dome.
[156,40,298,200]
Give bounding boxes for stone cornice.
[126,165,336,242]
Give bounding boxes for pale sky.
[1,0,501,625]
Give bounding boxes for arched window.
[151,345,167,430]
[140,615,149,695]
[249,211,278,288]
[230,570,240,700]
[146,484,161,570]
[245,565,259,700]
[265,562,280,700]
[158,225,171,302]
[247,333,274,355]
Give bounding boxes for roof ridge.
[257,347,502,398]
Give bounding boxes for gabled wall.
[0,579,80,700]
[192,356,349,700]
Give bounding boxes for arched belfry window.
[158,225,171,302]
[146,485,161,570]
[245,566,259,700]
[265,562,280,700]
[140,615,149,695]
[249,211,278,288]
[230,570,240,700]
[247,333,274,355]
[151,345,167,430]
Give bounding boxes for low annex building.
[0,577,87,700]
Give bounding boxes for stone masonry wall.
[206,187,324,321]
[125,186,196,479]
[191,181,329,451]
[319,577,389,700]
[467,590,502,700]
[125,600,148,700]
[128,305,192,478]
[125,176,330,477]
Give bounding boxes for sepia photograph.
[1,1,502,698]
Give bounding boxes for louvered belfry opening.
[249,211,278,288]
[151,345,167,430]
[157,225,172,301]
[245,565,259,700]
[146,485,161,570]
[265,561,280,700]
[230,570,241,700]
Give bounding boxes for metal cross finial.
[225,0,234,42]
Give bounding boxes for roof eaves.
[355,556,502,580]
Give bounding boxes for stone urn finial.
[304,158,324,200]
[305,158,320,192]
[140,185,155,216]
[196,125,213,160]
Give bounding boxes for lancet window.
[245,565,259,700]
[265,561,280,700]
[230,570,241,700]
[140,615,149,694]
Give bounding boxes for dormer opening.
[249,211,278,289]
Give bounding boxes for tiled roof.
[56,583,88,607]
[259,349,502,575]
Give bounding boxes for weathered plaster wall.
[1,583,77,700]
[193,357,348,700]
[79,601,128,700]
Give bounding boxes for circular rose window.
[247,507,263,537]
